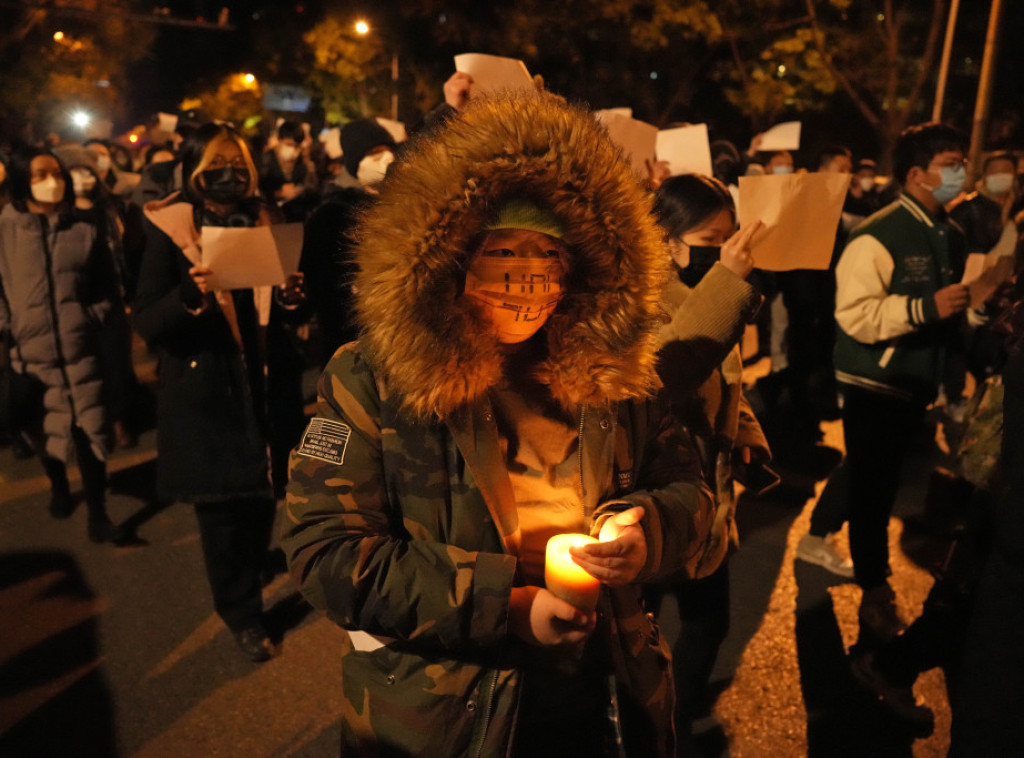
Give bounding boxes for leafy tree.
[179,73,264,134]
[0,0,154,141]
[302,14,391,122]
[790,0,947,165]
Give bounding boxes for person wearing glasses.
[802,123,971,646]
[134,123,306,663]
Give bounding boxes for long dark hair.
[653,173,735,239]
[7,145,74,213]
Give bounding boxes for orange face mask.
[464,256,566,343]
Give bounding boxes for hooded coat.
[0,203,117,461]
[282,93,716,757]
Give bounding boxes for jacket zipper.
[472,669,500,758]
[38,215,77,421]
[577,404,587,508]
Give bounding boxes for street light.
[352,19,398,120]
[71,110,91,129]
[243,73,256,85]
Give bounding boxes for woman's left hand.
[279,272,306,306]
[569,506,647,586]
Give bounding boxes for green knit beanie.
[484,197,566,239]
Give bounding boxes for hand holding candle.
[569,506,647,587]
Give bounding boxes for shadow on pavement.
[265,591,317,646]
[0,552,116,757]
[794,561,926,757]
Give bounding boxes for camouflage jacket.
[283,92,715,757]
[283,344,714,757]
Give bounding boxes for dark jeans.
[40,425,107,516]
[841,386,926,589]
[194,498,276,632]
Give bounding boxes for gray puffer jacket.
[0,203,117,461]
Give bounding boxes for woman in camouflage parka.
[282,92,715,757]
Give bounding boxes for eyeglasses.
[929,158,968,172]
[207,155,248,170]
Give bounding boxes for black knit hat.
[341,119,397,178]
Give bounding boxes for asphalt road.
[0,353,961,757]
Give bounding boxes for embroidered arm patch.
[297,418,352,465]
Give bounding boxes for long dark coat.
[133,196,304,503]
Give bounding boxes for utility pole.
[967,0,1004,183]
[932,0,960,122]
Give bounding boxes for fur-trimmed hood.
[353,92,671,419]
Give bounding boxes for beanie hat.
[484,197,565,239]
[341,119,397,178]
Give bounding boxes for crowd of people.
[1,72,1022,756]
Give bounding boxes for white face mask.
[71,168,97,196]
[278,144,298,162]
[858,177,875,192]
[984,172,1014,196]
[771,165,793,175]
[356,151,394,187]
[95,154,112,172]
[31,176,65,204]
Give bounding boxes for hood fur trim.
[353,92,671,419]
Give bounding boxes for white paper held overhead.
[453,53,534,96]
[596,112,658,181]
[656,124,712,177]
[758,121,802,151]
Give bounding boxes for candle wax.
[545,533,601,612]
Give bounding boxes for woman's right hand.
[188,265,214,295]
[508,585,595,647]
[443,71,474,109]
[720,220,764,279]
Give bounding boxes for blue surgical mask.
[925,165,966,205]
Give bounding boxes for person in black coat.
[133,123,307,662]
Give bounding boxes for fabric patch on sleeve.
[297,419,352,465]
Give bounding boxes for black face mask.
[199,166,250,204]
[679,245,720,287]
[149,160,176,184]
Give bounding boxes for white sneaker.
[796,532,854,578]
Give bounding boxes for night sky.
[126,0,1023,156]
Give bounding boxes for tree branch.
[903,0,946,123]
[803,0,881,128]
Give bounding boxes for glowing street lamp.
[352,19,398,120]
[243,73,256,85]
[71,110,91,129]
[53,30,65,41]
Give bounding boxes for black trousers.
[841,386,926,589]
[194,498,276,632]
[40,425,107,516]
[645,564,731,745]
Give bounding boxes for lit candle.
[545,533,601,612]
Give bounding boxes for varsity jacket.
[833,192,964,403]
